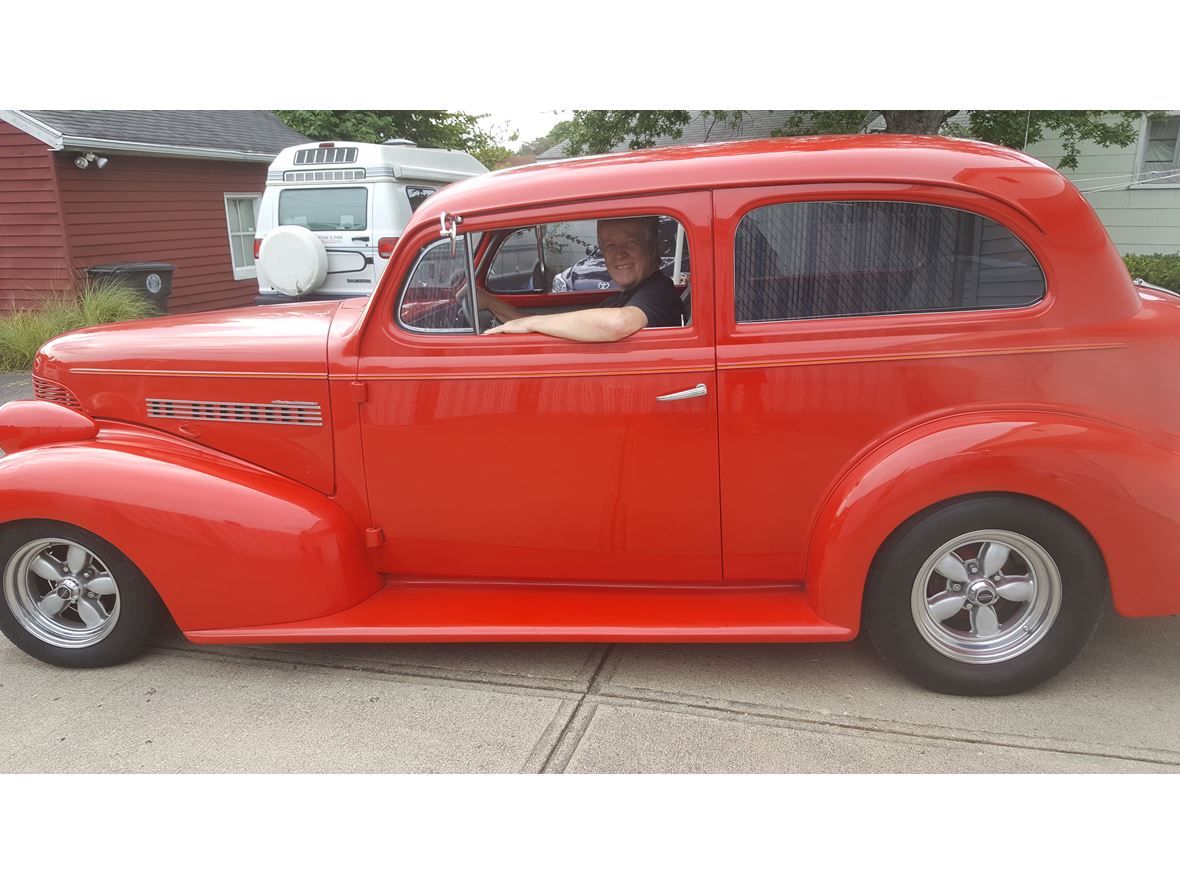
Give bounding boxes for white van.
[254,140,487,303]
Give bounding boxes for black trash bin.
[86,262,175,315]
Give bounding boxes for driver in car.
[477,216,684,341]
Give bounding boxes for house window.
[1139,115,1180,186]
[224,194,261,280]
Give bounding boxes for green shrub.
[0,278,157,372]
[1124,253,1180,293]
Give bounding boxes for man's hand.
[482,316,536,335]
[458,285,526,323]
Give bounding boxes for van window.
[734,201,1045,322]
[278,187,368,232]
[406,187,437,212]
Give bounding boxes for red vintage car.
[1,135,1175,695]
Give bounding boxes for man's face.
[598,219,658,291]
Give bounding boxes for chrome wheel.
[911,529,1061,664]
[3,537,121,648]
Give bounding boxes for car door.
[356,193,722,583]
[713,185,1051,583]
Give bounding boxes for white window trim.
[1131,112,1180,190]
[224,193,261,280]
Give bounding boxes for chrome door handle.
[656,383,708,402]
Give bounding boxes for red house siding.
[56,153,265,314]
[0,121,72,309]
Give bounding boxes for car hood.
[36,302,340,378]
[32,302,342,494]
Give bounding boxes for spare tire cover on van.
[258,226,329,296]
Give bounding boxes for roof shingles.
[22,109,308,155]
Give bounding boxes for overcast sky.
[482,110,573,151]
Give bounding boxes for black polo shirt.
[598,270,684,328]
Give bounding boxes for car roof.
[421,135,1065,222]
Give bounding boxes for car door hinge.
[350,381,368,403]
[364,527,385,548]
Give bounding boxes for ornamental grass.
[0,277,156,372]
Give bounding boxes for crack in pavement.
[537,645,614,773]
[589,689,1180,769]
[100,641,1180,772]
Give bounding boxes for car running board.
[183,582,854,644]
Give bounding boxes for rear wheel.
[0,521,163,668]
[865,496,1105,695]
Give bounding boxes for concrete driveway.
[3,613,1179,773]
[1,372,1178,773]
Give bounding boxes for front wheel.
[0,521,164,668]
[864,496,1106,695]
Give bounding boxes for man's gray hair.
[598,216,660,254]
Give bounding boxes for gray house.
[1021,112,1180,256]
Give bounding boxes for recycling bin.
[86,261,175,315]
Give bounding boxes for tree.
[274,110,516,170]
[517,118,578,156]
[957,111,1145,169]
[560,110,1148,170]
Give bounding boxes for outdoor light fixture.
[73,152,109,170]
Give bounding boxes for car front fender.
[804,410,1180,630]
[0,437,381,632]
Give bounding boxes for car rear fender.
[0,439,381,632]
[804,410,1180,629]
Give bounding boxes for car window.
[397,236,472,332]
[485,217,691,296]
[397,217,692,336]
[734,201,1045,323]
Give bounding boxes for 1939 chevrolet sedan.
[2,135,1177,696]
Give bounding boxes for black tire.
[864,495,1106,696]
[0,520,164,668]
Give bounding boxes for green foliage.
[273,110,516,170]
[966,111,1145,169]
[518,118,578,156]
[1124,253,1180,293]
[0,278,155,371]
[773,111,877,136]
[563,111,695,155]
[556,110,1154,170]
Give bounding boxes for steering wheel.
[454,292,473,329]
[451,286,499,331]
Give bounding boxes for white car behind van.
[254,139,487,303]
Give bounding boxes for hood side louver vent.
[146,398,323,426]
[32,377,83,411]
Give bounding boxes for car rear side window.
[734,201,1045,323]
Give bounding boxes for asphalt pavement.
[1,372,1178,773]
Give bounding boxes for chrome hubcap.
[911,530,1061,664]
[3,538,121,648]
